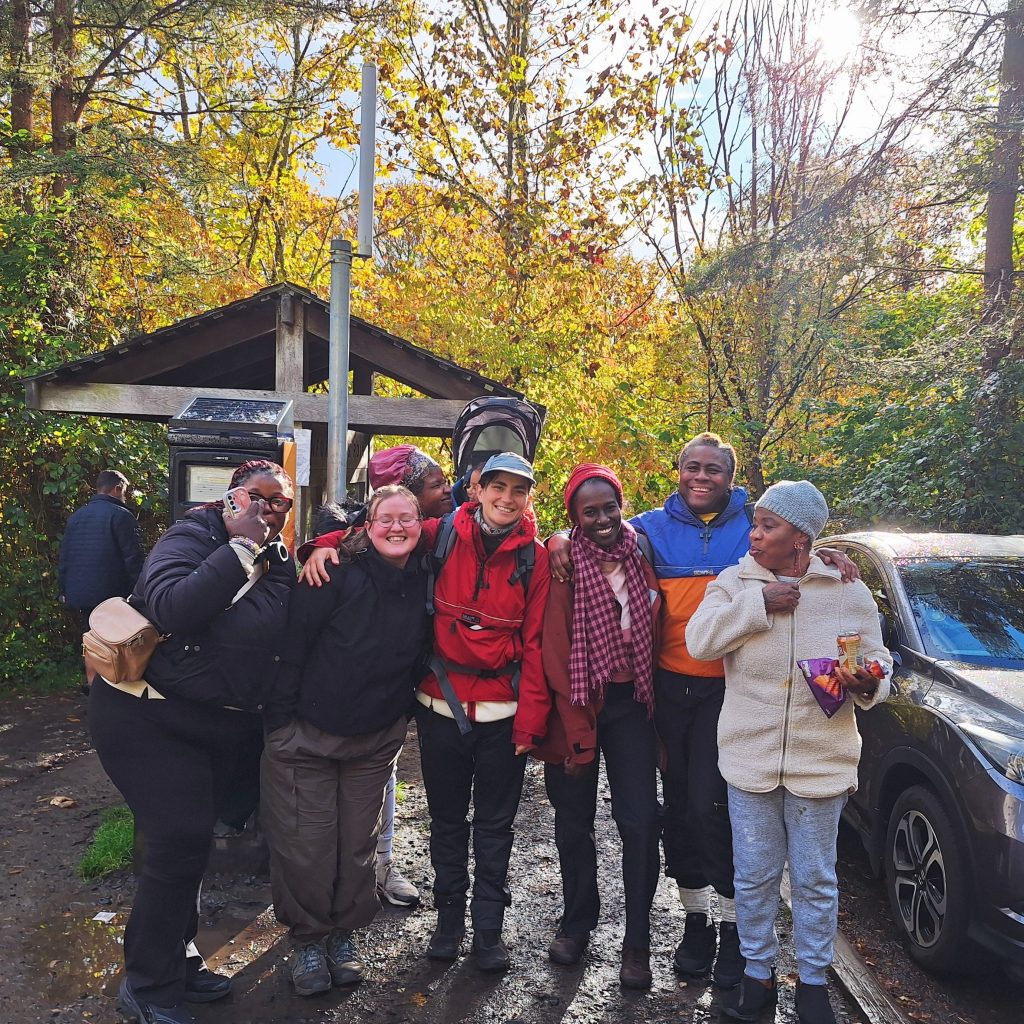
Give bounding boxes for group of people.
[79,430,891,1024]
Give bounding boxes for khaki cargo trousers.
[261,715,408,943]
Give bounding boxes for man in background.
[59,470,145,686]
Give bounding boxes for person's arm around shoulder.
[296,528,350,586]
[546,529,572,583]
[513,540,553,753]
[685,564,772,661]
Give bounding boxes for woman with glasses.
[91,459,296,1024]
[261,485,431,996]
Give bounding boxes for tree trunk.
[7,0,35,157]
[51,0,76,158]
[741,437,766,498]
[982,0,1024,372]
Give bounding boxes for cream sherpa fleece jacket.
[686,554,891,799]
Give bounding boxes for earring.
[792,544,804,575]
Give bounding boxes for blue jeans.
[728,784,845,985]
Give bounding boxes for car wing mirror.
[886,650,903,697]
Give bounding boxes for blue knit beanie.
[755,480,830,540]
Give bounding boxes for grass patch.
[395,780,408,804]
[79,805,134,879]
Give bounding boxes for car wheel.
[884,784,976,973]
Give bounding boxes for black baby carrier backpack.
[451,397,545,478]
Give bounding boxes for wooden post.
[276,291,307,542]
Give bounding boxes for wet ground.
[0,690,1018,1024]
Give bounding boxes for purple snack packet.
[797,658,847,718]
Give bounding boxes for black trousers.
[89,680,261,1006]
[543,684,660,949]
[415,706,527,931]
[654,669,735,897]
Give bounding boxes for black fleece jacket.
[271,547,430,736]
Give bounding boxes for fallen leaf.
[49,795,77,808]
[7,867,24,875]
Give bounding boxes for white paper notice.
[294,428,312,486]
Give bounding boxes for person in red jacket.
[532,464,662,989]
[417,452,550,972]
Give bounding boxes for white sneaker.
[376,859,420,907]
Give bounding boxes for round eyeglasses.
[371,515,421,528]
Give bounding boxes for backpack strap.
[507,540,535,595]
[427,655,522,735]
[428,654,474,735]
[635,529,655,566]
[424,510,459,615]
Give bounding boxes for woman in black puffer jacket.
[261,484,431,997]
[89,459,295,1024]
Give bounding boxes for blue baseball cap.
[480,452,536,485]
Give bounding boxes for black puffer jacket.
[270,546,430,735]
[131,507,295,712]
[58,494,145,609]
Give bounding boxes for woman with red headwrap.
[532,464,662,989]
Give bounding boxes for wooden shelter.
[24,282,524,537]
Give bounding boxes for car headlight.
[960,722,1024,784]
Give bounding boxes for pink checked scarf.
[569,520,654,714]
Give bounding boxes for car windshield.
[898,558,1024,667]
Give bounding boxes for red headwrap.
[564,463,623,517]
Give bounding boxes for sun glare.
[812,5,862,65]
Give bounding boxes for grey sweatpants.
[261,716,407,943]
[728,784,846,985]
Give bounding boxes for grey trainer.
[376,858,420,907]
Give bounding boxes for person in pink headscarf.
[531,464,662,989]
[368,445,453,519]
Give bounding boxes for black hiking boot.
[427,900,466,961]
[713,920,745,989]
[722,972,778,1022]
[472,929,511,972]
[795,981,837,1024]
[673,912,717,976]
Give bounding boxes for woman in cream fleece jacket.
[685,481,891,1024]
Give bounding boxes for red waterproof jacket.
[418,503,551,746]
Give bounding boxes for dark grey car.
[817,533,1024,979]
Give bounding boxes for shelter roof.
[24,281,518,400]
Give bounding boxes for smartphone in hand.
[223,487,251,518]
